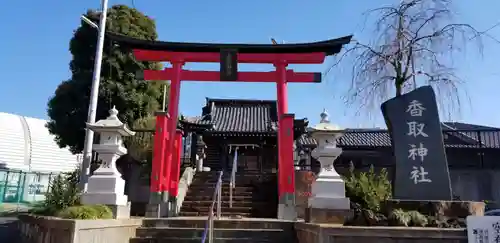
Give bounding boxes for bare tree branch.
[328,0,483,117]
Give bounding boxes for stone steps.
[182,200,259,207]
[180,206,253,213]
[130,237,274,243]
[130,218,296,243]
[179,171,277,218]
[143,218,293,229]
[179,206,274,217]
[193,172,273,181]
[188,185,254,192]
[177,211,252,217]
[184,190,253,197]
[184,195,253,201]
[136,227,284,238]
[189,181,255,187]
[191,180,264,186]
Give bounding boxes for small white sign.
[467,216,500,243]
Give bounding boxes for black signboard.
[381,85,452,201]
[220,49,238,81]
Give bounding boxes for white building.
[0,112,81,203]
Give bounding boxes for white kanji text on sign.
[407,121,428,138]
[406,100,426,117]
[408,143,428,161]
[410,166,432,184]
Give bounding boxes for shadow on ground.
[0,206,26,243]
[0,217,19,242]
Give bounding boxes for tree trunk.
[395,78,403,97]
[396,85,402,97]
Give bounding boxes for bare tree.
[329,0,482,116]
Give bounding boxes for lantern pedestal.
[308,148,350,210]
[82,145,129,209]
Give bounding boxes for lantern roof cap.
[86,106,135,136]
[310,109,343,132]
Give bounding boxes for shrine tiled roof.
[202,98,278,133]
[297,129,392,148]
[297,123,500,149]
[339,129,392,147]
[177,115,214,132]
[190,97,500,147]
[442,122,500,148]
[180,116,214,126]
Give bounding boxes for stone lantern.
[306,109,350,223]
[81,106,135,219]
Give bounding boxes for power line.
[470,21,500,44]
[481,21,500,36]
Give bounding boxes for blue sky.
[1,0,499,128]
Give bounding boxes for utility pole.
[79,0,110,192]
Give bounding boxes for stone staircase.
[179,171,277,218]
[130,218,296,243]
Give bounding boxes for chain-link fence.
[0,170,57,212]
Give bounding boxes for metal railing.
[201,171,223,243]
[229,147,239,208]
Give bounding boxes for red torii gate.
[107,33,352,218]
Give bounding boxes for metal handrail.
[229,147,239,208]
[201,171,223,243]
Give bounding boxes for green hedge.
[56,205,113,220]
[344,163,429,226]
[30,169,80,216]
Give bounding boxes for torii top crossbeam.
[107,32,352,55]
[106,32,352,82]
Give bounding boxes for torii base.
[278,193,297,220]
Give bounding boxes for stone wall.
[295,222,467,243]
[18,215,143,243]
